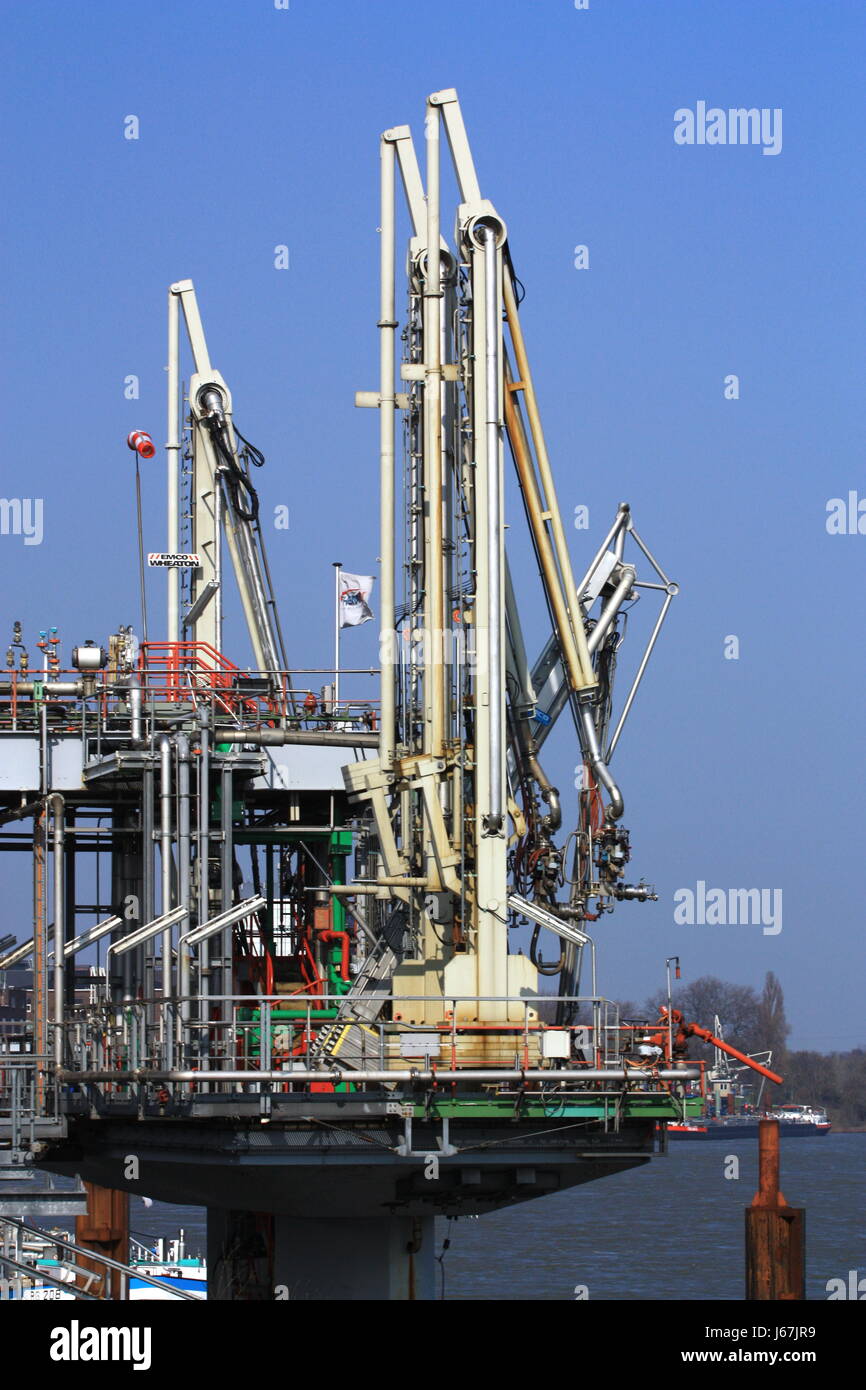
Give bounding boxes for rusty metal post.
[745,1118,805,1300]
[75,1182,130,1299]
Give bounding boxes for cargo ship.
[663,1015,830,1140]
[668,1103,831,1141]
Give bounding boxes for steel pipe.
[606,588,675,760]
[484,225,503,831]
[0,681,84,696]
[158,733,174,1068]
[128,672,143,742]
[0,1252,98,1301]
[219,760,233,1004]
[217,728,377,748]
[60,1067,701,1085]
[198,705,210,1008]
[586,566,636,655]
[142,757,155,1027]
[50,793,65,1069]
[574,503,631,608]
[2,1217,198,1301]
[424,95,445,757]
[176,734,192,1041]
[379,133,397,770]
[579,704,624,821]
[326,877,430,894]
[167,286,180,644]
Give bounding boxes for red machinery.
[651,1008,784,1085]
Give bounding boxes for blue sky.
[2,0,864,1049]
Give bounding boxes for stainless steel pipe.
[176,733,191,1043]
[61,1067,700,1085]
[217,728,377,748]
[484,224,503,832]
[379,133,397,770]
[50,793,65,1069]
[579,704,624,821]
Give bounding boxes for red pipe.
[319,930,350,981]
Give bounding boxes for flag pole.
[333,561,342,714]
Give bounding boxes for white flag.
[339,571,375,628]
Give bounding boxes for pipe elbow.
[579,706,624,822]
[441,865,464,898]
[544,784,562,833]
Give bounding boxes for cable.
[233,423,265,470]
[207,418,261,523]
[504,247,526,306]
[529,921,565,975]
[436,1229,452,1300]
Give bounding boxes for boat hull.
[667,1121,831,1141]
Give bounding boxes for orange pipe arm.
[687,1023,783,1085]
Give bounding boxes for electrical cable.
[207,417,261,524]
[436,1229,452,1300]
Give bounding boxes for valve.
[614,882,658,902]
[71,639,108,671]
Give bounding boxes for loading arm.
[170,280,288,683]
[654,1009,784,1085]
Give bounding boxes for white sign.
[147,553,201,568]
[399,1033,441,1059]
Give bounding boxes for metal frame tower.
[0,92,706,1302]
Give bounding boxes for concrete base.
[38,1108,657,1300]
[40,1112,654,1221]
[207,1208,435,1301]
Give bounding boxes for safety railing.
[0,1215,199,1302]
[0,1053,60,1154]
[140,644,381,730]
[0,652,381,744]
[54,994,700,1100]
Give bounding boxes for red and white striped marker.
[127,430,156,459]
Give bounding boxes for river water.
[116,1131,863,1301]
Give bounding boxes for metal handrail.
[0,1250,99,1300]
[0,1216,199,1301]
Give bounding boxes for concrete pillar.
[206,1208,274,1301]
[273,1214,435,1301]
[207,1209,436,1301]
